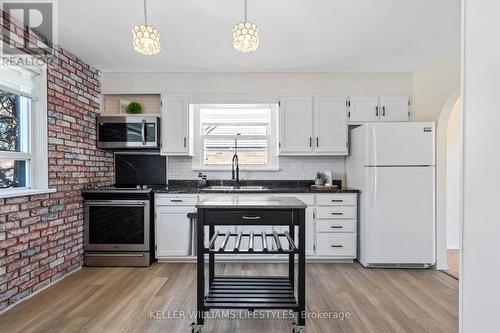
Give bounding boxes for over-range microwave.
[97,115,160,149]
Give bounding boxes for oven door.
[97,116,159,149]
[84,200,150,251]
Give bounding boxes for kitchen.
[1,1,498,333]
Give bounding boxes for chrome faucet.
[231,138,240,184]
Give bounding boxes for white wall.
[462,1,500,332]
[102,71,412,181]
[412,48,461,121]
[102,72,412,95]
[446,100,461,249]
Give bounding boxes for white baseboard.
[0,267,82,315]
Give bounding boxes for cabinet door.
[279,97,314,154]
[379,96,410,122]
[161,95,191,155]
[156,206,193,257]
[348,96,380,122]
[314,97,348,155]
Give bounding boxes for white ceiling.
[57,0,460,73]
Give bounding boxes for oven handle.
[85,253,145,257]
[141,119,146,145]
[85,200,148,206]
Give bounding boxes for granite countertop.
[155,180,359,194]
[196,196,307,209]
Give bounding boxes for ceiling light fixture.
[233,0,259,53]
[132,0,161,55]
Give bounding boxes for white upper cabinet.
[279,97,314,154]
[314,97,348,155]
[160,95,192,156]
[379,95,411,122]
[348,95,411,123]
[279,96,348,156]
[349,96,380,122]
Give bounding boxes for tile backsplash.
[168,156,346,181]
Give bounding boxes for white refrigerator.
[346,122,435,268]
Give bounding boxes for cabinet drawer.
[206,210,293,226]
[316,206,357,219]
[316,194,357,206]
[316,220,356,233]
[156,195,198,206]
[316,233,356,257]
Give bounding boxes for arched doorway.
[445,98,461,278]
[435,89,462,273]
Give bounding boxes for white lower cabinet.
[155,192,358,261]
[315,193,357,259]
[155,195,197,259]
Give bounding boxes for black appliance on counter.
[96,115,160,150]
[82,153,167,267]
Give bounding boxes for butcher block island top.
[196,196,307,209]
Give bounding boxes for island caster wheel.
[189,322,203,333]
[290,322,305,333]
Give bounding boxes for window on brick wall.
[192,104,278,170]
[0,62,50,198]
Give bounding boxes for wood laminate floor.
[0,263,458,333]
[445,250,460,280]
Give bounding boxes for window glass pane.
[0,159,28,188]
[203,125,267,136]
[0,90,29,152]
[204,139,267,165]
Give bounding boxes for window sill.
[192,167,281,172]
[0,188,57,199]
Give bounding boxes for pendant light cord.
[244,0,247,22]
[144,0,148,25]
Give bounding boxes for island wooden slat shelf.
[205,231,298,254]
[189,197,307,333]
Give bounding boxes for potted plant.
[126,101,142,114]
[315,171,326,185]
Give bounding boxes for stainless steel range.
[82,153,167,267]
[81,186,155,267]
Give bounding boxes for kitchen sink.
[201,185,270,192]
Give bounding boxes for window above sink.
[191,104,279,171]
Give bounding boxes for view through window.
[199,105,274,167]
[0,90,31,189]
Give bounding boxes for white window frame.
[191,103,279,171]
[0,60,54,198]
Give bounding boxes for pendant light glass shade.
[233,22,259,53]
[132,0,161,55]
[132,25,161,55]
[233,0,259,53]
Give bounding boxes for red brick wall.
[0,11,113,310]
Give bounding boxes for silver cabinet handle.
[170,199,183,202]
[331,212,343,215]
[375,106,379,117]
[331,199,343,203]
[316,137,319,147]
[330,226,343,229]
[183,137,187,147]
[309,137,312,147]
[331,245,344,248]
[141,119,146,145]
[382,106,386,117]
[242,216,261,220]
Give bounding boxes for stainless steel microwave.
[97,116,160,149]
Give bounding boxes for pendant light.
[132,0,161,55]
[233,0,259,53]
